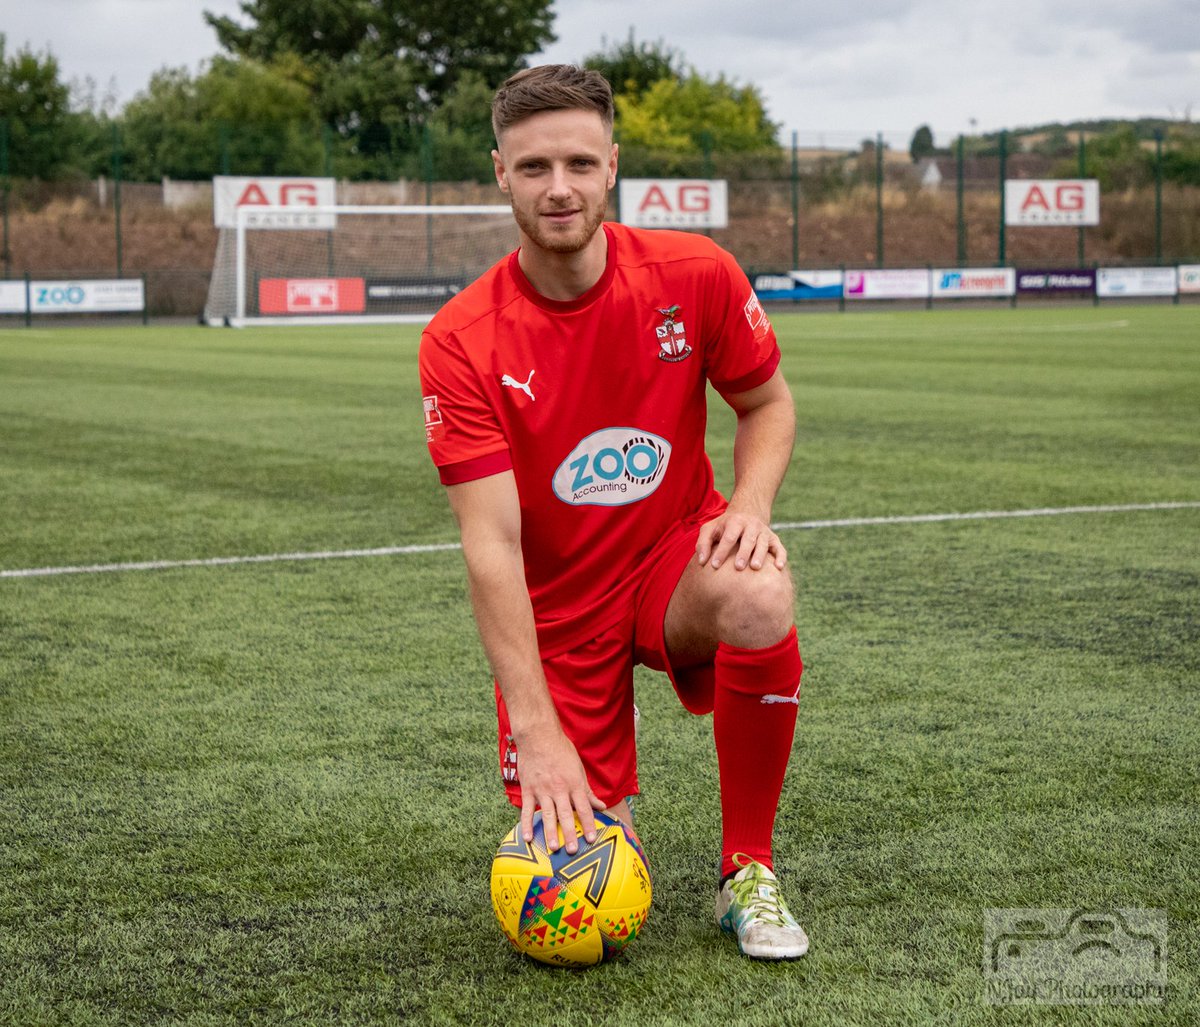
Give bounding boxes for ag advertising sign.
[618,179,728,229]
[1005,180,1100,226]
[214,176,337,229]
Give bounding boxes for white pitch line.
[771,501,1200,531]
[0,543,463,580]
[2,502,1198,581]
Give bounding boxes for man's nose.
[547,165,572,198]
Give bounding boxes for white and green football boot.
[716,856,809,960]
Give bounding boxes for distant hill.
[986,117,1196,149]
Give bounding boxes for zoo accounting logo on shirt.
[552,428,672,507]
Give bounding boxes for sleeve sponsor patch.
[743,291,771,341]
[423,395,443,442]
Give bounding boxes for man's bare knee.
[716,565,794,648]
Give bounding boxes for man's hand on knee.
[696,509,788,572]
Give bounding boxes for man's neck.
[516,229,608,302]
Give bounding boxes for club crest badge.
[654,305,692,363]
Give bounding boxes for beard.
[510,196,607,255]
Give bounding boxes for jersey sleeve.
[701,245,781,395]
[419,328,512,486]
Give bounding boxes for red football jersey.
[419,222,780,655]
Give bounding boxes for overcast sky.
[6,0,1198,149]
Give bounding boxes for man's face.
[492,108,618,256]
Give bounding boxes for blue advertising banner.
[753,270,843,301]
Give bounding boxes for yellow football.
[490,809,652,967]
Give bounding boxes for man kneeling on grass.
[419,64,808,959]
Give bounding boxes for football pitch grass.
[1,306,1196,1025]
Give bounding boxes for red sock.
[713,626,803,879]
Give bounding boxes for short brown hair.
[491,65,614,141]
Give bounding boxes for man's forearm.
[460,535,561,742]
[729,395,795,519]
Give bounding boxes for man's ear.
[607,142,619,190]
[492,149,509,193]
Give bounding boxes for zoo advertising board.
[752,270,844,301]
[1096,267,1177,298]
[931,268,1016,298]
[1177,265,1200,294]
[844,268,930,300]
[1016,269,1096,294]
[27,279,145,313]
[618,179,728,229]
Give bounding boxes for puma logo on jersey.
[501,370,535,401]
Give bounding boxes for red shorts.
[496,494,726,808]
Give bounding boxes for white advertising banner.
[29,279,145,313]
[0,281,26,313]
[932,268,1016,298]
[214,176,337,229]
[1005,179,1100,226]
[844,268,930,300]
[1096,267,1177,298]
[1178,265,1200,294]
[619,179,728,229]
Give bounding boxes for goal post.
[204,204,515,327]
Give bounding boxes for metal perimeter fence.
[1,124,1198,317]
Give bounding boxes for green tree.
[0,35,74,179]
[1064,125,1152,190]
[416,70,498,182]
[121,56,324,180]
[583,30,685,98]
[1162,130,1200,186]
[909,124,935,162]
[208,0,554,101]
[614,72,778,154]
[205,0,555,169]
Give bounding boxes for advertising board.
[752,270,843,301]
[844,268,930,300]
[931,268,1016,298]
[29,279,145,313]
[1096,267,1177,298]
[618,179,728,229]
[259,278,366,314]
[1177,265,1200,294]
[1016,269,1096,294]
[214,176,337,229]
[0,281,26,314]
[366,279,463,309]
[1005,180,1100,226]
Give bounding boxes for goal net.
[203,205,516,326]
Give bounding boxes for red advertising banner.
[259,278,366,315]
